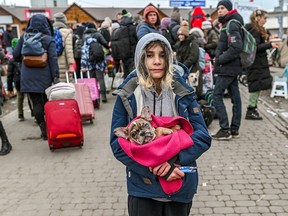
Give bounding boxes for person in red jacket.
[190,6,206,29]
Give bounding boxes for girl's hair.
[250,9,269,41]
[137,40,173,90]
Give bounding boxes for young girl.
[110,33,211,216]
[245,9,280,120]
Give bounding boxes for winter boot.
[0,121,12,156]
[39,122,47,140]
[245,106,263,120]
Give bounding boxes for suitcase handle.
[80,71,91,79]
[66,71,77,84]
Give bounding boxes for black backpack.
[88,38,104,63]
[73,35,83,59]
[111,26,131,60]
[99,27,110,43]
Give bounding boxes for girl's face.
[257,14,268,27]
[146,44,166,82]
[178,34,185,41]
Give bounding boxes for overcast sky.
[1,0,280,11]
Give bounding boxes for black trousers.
[128,195,192,216]
[28,93,47,125]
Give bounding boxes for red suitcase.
[74,83,95,124]
[44,99,84,151]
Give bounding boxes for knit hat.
[217,0,233,11]
[54,12,67,24]
[111,22,120,31]
[122,9,132,18]
[143,6,160,26]
[87,22,97,29]
[11,38,19,49]
[160,17,171,30]
[177,22,189,37]
[202,21,212,30]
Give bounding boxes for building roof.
[1,5,65,21]
[0,3,216,22]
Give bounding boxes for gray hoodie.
[134,33,176,116]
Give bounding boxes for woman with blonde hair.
[244,9,280,120]
[110,33,211,216]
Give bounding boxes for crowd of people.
[0,0,285,215]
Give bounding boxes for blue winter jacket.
[136,21,160,40]
[13,14,59,93]
[110,71,211,203]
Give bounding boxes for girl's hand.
[149,162,171,177]
[166,168,185,181]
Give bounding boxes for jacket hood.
[134,33,172,73]
[192,6,206,17]
[53,21,67,29]
[143,6,161,27]
[26,14,53,36]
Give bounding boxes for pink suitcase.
[74,83,95,124]
[44,99,84,151]
[77,71,100,108]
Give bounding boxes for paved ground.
[0,68,287,216]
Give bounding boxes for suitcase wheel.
[90,119,93,124]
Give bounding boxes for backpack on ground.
[111,26,131,60]
[54,29,64,56]
[87,39,104,63]
[73,35,82,59]
[224,19,256,68]
[21,32,47,68]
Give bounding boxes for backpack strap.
[222,19,242,36]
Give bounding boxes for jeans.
[90,69,106,94]
[28,93,47,125]
[213,76,242,132]
[17,91,24,116]
[128,195,192,216]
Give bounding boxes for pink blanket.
[118,114,194,194]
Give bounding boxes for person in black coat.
[212,0,244,140]
[244,9,280,120]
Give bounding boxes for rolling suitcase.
[74,82,95,124]
[77,71,100,108]
[44,99,84,151]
